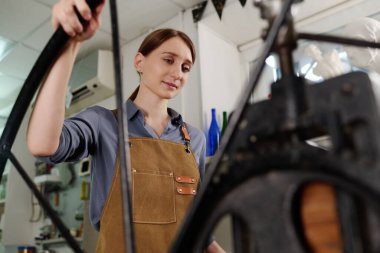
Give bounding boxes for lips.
[163,81,178,89]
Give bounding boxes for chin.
[163,94,177,100]
[161,92,179,100]
[160,88,181,99]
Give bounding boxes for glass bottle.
[221,111,228,137]
[207,108,220,156]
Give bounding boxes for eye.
[164,58,174,64]
[182,64,191,73]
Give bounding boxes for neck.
[134,88,168,118]
[133,85,170,136]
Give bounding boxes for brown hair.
[138,28,196,63]
[129,28,196,101]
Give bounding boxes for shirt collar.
[168,108,183,126]
[126,99,140,120]
[126,99,183,126]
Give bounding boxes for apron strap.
[180,123,191,153]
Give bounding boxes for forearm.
[27,41,81,156]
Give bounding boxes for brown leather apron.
[95,125,200,253]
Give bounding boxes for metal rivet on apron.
[191,179,195,183]
[170,172,173,176]
[178,189,183,193]
[132,169,137,173]
[192,190,196,194]
[177,176,181,181]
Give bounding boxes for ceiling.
[198,0,380,48]
[0,0,380,134]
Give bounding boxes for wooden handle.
[301,183,343,253]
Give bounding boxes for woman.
[27,0,225,252]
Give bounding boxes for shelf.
[37,237,82,245]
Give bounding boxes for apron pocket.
[132,169,176,224]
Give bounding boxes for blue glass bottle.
[207,108,220,156]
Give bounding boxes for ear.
[134,52,145,73]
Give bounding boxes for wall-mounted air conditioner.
[66,50,115,116]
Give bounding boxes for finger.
[86,19,99,36]
[52,3,64,31]
[93,9,103,27]
[95,0,106,16]
[73,0,92,21]
[60,2,84,35]
[52,17,59,31]
[76,19,97,41]
[52,8,75,36]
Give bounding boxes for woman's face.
[135,37,193,100]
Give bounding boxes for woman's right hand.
[52,0,105,42]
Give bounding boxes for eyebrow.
[162,52,193,65]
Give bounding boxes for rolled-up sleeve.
[37,107,101,164]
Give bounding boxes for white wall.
[198,23,243,131]
[180,9,203,129]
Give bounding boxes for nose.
[170,64,183,80]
